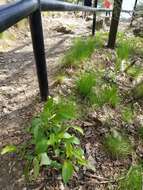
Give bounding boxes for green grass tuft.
[76,72,96,98]
[118,165,142,190]
[62,36,103,68]
[116,40,134,61]
[90,85,120,108]
[121,106,134,124]
[104,130,132,158]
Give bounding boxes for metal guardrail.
[0,0,133,101]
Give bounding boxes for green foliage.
[76,70,120,108]
[1,145,17,155]
[127,65,143,79]
[104,130,132,158]
[76,72,96,98]
[62,36,102,67]
[121,106,134,124]
[62,160,74,184]
[91,85,120,108]
[116,40,134,61]
[118,165,142,190]
[27,97,86,183]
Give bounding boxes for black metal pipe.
[92,0,98,36]
[130,0,138,26]
[0,0,38,32]
[29,0,49,101]
[41,0,132,13]
[41,0,112,12]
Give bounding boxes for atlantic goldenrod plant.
[104,130,132,158]
[1,97,86,184]
[118,165,142,190]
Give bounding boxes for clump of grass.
[76,72,96,98]
[76,70,120,108]
[121,106,134,124]
[118,165,142,190]
[104,130,132,158]
[127,65,143,79]
[62,36,102,68]
[90,85,120,108]
[116,40,133,60]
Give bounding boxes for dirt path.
[0,13,92,189]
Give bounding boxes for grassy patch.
[116,40,134,61]
[89,84,120,108]
[62,36,104,68]
[127,65,143,79]
[121,106,134,124]
[118,165,142,190]
[76,72,96,98]
[76,70,120,108]
[104,130,132,158]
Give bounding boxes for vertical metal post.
[130,0,138,27]
[107,0,123,49]
[92,0,98,36]
[29,0,49,101]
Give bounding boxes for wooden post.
[107,0,123,49]
[92,0,98,36]
[130,0,138,27]
[29,0,49,101]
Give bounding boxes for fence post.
[92,0,98,36]
[107,0,123,49]
[29,0,49,101]
[130,0,138,27]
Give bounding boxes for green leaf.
[51,160,62,169]
[62,160,74,184]
[40,153,51,166]
[71,137,80,145]
[63,132,72,139]
[47,133,56,146]
[66,143,73,158]
[1,145,17,155]
[71,126,84,135]
[33,157,40,179]
[35,139,48,154]
[63,133,80,144]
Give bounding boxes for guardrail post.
[92,0,98,36]
[29,0,49,101]
[107,0,123,49]
[130,0,138,27]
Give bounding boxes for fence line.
[0,0,134,101]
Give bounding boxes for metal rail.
[0,0,133,101]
